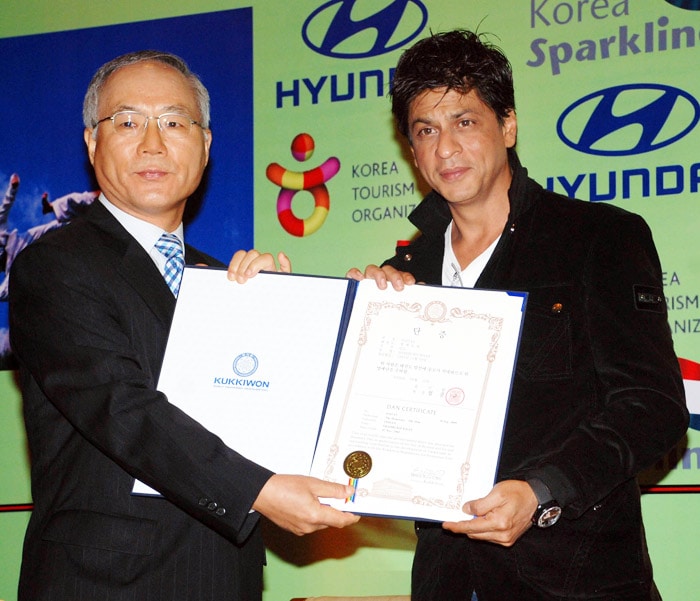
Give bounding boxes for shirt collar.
[98,194,185,255]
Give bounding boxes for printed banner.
[2,2,699,600]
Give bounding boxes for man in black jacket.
[348,30,688,600]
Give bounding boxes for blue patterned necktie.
[155,233,185,297]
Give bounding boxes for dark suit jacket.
[384,151,688,600]
[9,201,274,601]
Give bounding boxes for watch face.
[536,505,562,528]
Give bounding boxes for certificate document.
[310,282,526,522]
[133,268,526,524]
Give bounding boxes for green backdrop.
[2,1,699,599]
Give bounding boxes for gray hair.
[82,50,211,130]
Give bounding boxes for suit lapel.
[85,202,176,325]
[120,239,177,323]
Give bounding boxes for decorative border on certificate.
[317,295,505,514]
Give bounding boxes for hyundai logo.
[302,0,428,59]
[556,84,700,156]
[664,0,700,10]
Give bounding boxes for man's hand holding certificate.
[136,267,526,523]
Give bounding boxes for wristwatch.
[527,478,562,528]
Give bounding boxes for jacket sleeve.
[525,211,688,517]
[9,237,273,543]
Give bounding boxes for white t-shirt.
[441,220,500,288]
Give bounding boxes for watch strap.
[527,478,554,504]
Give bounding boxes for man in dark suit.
[348,30,688,600]
[9,50,358,601]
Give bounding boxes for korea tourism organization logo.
[266,133,340,237]
[302,0,428,59]
[556,84,700,156]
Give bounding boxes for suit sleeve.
[526,212,688,517]
[9,236,273,544]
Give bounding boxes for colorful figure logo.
[266,133,340,237]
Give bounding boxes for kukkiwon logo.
[557,84,700,156]
[302,0,428,59]
[213,353,269,390]
[233,353,258,377]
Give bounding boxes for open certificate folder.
[133,267,527,522]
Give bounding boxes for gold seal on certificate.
[343,451,372,478]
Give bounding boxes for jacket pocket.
[42,508,155,555]
[516,285,573,381]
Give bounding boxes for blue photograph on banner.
[0,9,253,368]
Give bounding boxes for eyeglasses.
[94,111,204,139]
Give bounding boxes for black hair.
[391,29,515,139]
